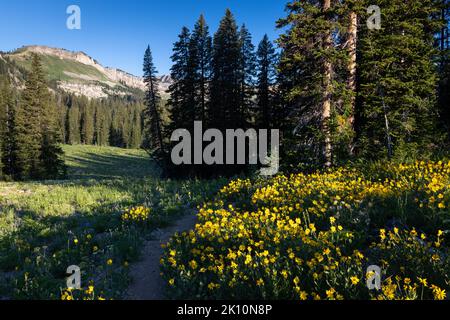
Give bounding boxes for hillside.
[0,45,172,99]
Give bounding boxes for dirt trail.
[125,214,197,300]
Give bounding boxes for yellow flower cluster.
[373,276,446,300]
[60,286,106,301]
[219,178,252,196]
[121,206,151,223]
[161,161,449,300]
[371,227,447,300]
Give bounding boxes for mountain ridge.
[0,45,172,99]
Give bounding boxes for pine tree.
[98,103,110,146]
[14,54,47,179]
[167,27,195,133]
[40,93,66,179]
[439,49,450,135]
[130,108,142,148]
[0,77,7,178]
[256,34,278,129]
[56,95,68,144]
[322,0,333,167]
[356,0,443,159]
[109,109,122,147]
[142,46,165,162]
[190,15,212,123]
[277,1,351,168]
[0,106,3,178]
[14,54,65,180]
[210,9,242,130]
[342,0,362,155]
[93,101,109,146]
[80,99,94,144]
[93,99,100,145]
[238,24,257,128]
[67,102,81,144]
[0,78,16,178]
[438,0,450,137]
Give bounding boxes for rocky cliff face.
[3,45,172,99]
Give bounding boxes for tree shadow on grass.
[64,151,160,180]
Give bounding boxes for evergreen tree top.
[143,45,158,83]
[215,9,239,39]
[195,14,208,31]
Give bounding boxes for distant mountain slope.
[0,45,172,99]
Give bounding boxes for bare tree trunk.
[323,0,333,167]
[347,10,358,155]
[381,89,393,159]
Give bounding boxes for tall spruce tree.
[0,97,3,178]
[94,102,110,146]
[256,34,278,129]
[14,55,43,179]
[0,77,7,177]
[15,53,65,180]
[142,46,165,162]
[40,93,66,179]
[356,0,443,159]
[277,1,352,168]
[438,0,450,137]
[109,108,124,147]
[238,24,257,128]
[341,0,364,155]
[439,47,450,136]
[56,96,67,144]
[80,100,94,144]
[189,15,212,124]
[167,27,195,133]
[210,9,242,130]
[0,77,16,178]
[322,0,333,167]
[67,102,81,144]
[130,108,142,148]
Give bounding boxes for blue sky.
[0,0,287,75]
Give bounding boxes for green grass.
[11,53,109,83]
[62,144,158,179]
[0,145,226,300]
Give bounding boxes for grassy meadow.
[0,145,225,299]
[1,145,449,300]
